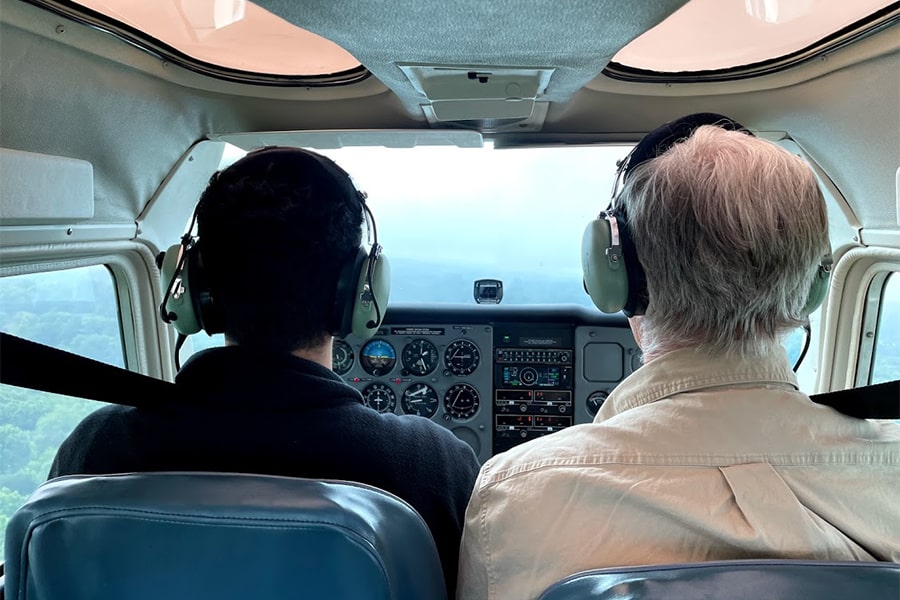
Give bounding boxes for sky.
[315,144,629,304]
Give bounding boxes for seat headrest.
[538,559,900,600]
[5,472,447,600]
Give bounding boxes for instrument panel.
[336,307,641,463]
[336,325,493,461]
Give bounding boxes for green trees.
[0,266,120,560]
[0,385,102,558]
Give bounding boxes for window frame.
[0,244,167,379]
[814,248,900,392]
[857,269,900,386]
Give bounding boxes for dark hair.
[196,147,364,353]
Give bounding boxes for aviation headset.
[581,112,832,317]
[158,147,390,341]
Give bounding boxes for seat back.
[538,559,900,600]
[4,472,447,600]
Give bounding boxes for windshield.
[311,144,629,307]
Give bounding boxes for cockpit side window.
[0,265,122,561]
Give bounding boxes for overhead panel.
[398,64,555,122]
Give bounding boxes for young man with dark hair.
[51,148,480,597]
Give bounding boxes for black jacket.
[50,346,481,596]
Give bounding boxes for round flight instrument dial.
[401,338,439,376]
[401,383,439,418]
[360,339,396,376]
[332,339,354,375]
[444,383,480,420]
[362,382,396,413]
[444,339,480,376]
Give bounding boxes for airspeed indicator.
[401,382,439,418]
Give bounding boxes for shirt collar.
[175,346,364,410]
[596,346,798,422]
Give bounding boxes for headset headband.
[610,112,750,206]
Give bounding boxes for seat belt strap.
[807,380,899,420]
[0,331,177,408]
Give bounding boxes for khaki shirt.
[457,347,900,600]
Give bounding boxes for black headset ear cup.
[803,260,832,315]
[582,218,629,314]
[159,243,203,335]
[331,247,366,337]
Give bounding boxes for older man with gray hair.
[456,113,900,600]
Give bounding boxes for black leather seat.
[538,559,900,600]
[4,472,447,600]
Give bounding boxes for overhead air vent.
[398,64,555,123]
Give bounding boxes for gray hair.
[622,125,830,360]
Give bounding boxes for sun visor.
[0,148,94,224]
[398,64,555,122]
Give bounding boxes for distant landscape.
[387,256,593,306]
